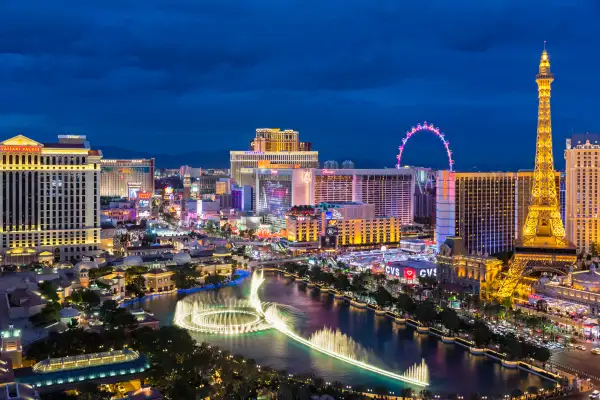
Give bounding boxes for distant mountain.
[99,146,230,168]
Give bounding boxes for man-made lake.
[128,274,552,395]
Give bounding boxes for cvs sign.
[385,265,437,280]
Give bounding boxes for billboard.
[384,264,436,280]
[320,235,337,249]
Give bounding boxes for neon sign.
[137,192,152,200]
[1,146,41,153]
[321,169,336,175]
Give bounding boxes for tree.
[472,320,492,347]
[30,301,61,326]
[333,274,350,292]
[205,220,216,234]
[309,266,322,283]
[441,308,460,335]
[80,289,101,309]
[374,287,393,308]
[396,293,416,315]
[205,273,226,287]
[501,333,522,360]
[38,281,59,302]
[415,300,437,326]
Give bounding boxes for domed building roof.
[572,265,600,292]
[74,260,98,273]
[213,246,232,257]
[59,307,81,319]
[123,255,144,267]
[173,252,192,266]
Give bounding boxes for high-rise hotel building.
[100,158,155,199]
[435,170,563,255]
[255,168,414,231]
[565,133,600,253]
[0,135,101,264]
[230,128,318,185]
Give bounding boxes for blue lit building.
[14,349,149,393]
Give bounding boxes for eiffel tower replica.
[496,45,577,300]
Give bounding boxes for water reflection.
[128,273,552,394]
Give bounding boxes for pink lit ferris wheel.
[395,122,454,171]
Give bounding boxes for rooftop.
[31,349,139,374]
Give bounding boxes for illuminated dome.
[94,256,107,267]
[123,255,144,267]
[74,260,98,273]
[173,252,192,266]
[572,265,600,292]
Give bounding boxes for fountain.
[174,269,430,387]
[308,328,372,363]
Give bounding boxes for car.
[589,390,599,399]
[592,348,600,355]
[576,345,587,351]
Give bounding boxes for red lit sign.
[137,191,152,200]
[404,267,415,280]
[1,146,41,153]
[322,169,336,175]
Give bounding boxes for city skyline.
[1,1,599,170]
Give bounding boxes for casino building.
[255,168,415,231]
[284,202,402,251]
[0,135,101,264]
[100,158,155,199]
[230,128,319,185]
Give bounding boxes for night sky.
[0,1,598,170]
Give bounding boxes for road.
[552,346,600,381]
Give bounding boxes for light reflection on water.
[128,274,552,394]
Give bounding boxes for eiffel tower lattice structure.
[495,46,577,300]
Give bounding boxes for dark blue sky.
[0,1,598,170]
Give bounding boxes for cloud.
[0,0,598,169]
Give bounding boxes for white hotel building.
[0,135,102,264]
[565,133,600,253]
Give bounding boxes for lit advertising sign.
[385,265,436,279]
[0,146,41,153]
[165,187,174,195]
[137,191,152,200]
[138,200,150,208]
[322,169,336,175]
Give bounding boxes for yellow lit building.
[230,128,318,185]
[437,236,503,300]
[284,202,402,251]
[0,134,102,264]
[285,207,320,243]
[143,269,175,293]
[336,216,401,248]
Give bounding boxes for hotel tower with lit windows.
[0,135,101,264]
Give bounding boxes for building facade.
[565,133,600,253]
[284,202,401,251]
[436,236,503,300]
[255,168,415,231]
[230,128,319,184]
[0,135,101,264]
[435,170,564,255]
[100,158,154,199]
